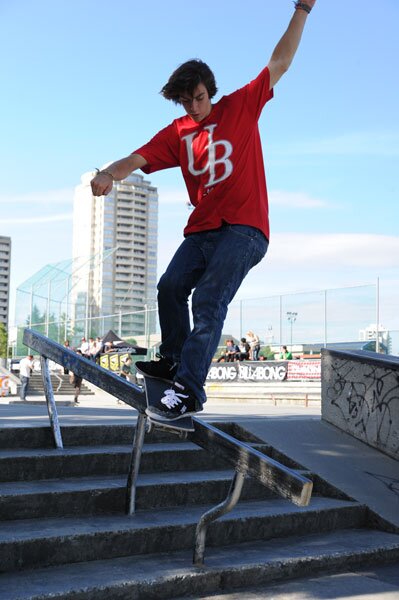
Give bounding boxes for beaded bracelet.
[294,1,312,14]
[95,168,115,180]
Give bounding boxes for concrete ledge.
[321,349,399,460]
[206,381,321,406]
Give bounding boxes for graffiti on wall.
[325,357,399,457]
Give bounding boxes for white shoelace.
[161,388,189,409]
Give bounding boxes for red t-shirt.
[133,66,273,239]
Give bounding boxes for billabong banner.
[207,361,288,383]
[207,360,321,383]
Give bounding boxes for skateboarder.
[91,1,317,423]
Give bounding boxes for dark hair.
[161,59,217,104]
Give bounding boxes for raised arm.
[91,153,147,197]
[267,1,316,89]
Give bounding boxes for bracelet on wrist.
[294,1,312,14]
[95,168,115,180]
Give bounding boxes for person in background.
[279,345,293,360]
[49,360,63,393]
[236,338,250,361]
[89,337,99,361]
[69,350,83,404]
[120,356,133,382]
[246,331,261,361]
[63,340,70,374]
[19,355,34,400]
[93,337,104,363]
[80,337,90,359]
[217,339,239,362]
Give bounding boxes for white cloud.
[232,232,399,318]
[0,188,74,205]
[270,190,329,209]
[266,233,399,269]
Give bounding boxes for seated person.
[217,339,239,362]
[236,338,250,361]
[279,345,293,360]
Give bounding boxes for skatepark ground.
[1,388,398,599]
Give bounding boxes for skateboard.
[138,370,195,434]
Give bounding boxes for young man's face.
[179,83,212,123]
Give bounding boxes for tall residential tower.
[72,171,158,338]
[0,236,11,329]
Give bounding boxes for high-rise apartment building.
[0,236,11,329]
[72,171,158,338]
[359,323,391,354]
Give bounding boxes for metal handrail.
[23,328,313,565]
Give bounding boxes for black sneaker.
[145,380,202,421]
[135,354,177,382]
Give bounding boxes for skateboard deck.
[140,371,194,433]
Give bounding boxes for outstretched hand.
[91,172,113,197]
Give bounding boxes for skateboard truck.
[146,416,191,438]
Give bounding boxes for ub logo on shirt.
[182,124,233,187]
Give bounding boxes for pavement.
[1,388,398,599]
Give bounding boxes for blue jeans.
[20,375,30,400]
[158,224,268,405]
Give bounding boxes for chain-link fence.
[225,284,379,348]
[13,282,395,359]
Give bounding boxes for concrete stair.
[16,372,94,397]
[0,423,398,599]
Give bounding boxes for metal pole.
[193,469,246,566]
[240,300,242,339]
[27,286,34,354]
[279,295,282,346]
[65,276,70,342]
[118,310,122,337]
[29,286,33,329]
[40,356,63,449]
[324,289,328,348]
[85,290,89,340]
[46,281,51,337]
[126,413,147,515]
[376,277,380,353]
[144,304,149,351]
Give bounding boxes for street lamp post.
[286,311,298,351]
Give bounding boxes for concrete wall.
[321,349,399,460]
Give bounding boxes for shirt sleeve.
[132,122,180,174]
[242,65,274,120]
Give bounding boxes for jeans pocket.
[227,224,258,240]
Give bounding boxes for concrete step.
[0,424,138,449]
[0,469,284,520]
[0,467,349,522]
[0,497,366,573]
[0,422,261,449]
[179,566,399,600]
[1,528,398,599]
[19,374,94,396]
[0,440,250,482]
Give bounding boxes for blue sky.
[1,0,398,335]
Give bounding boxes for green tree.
[259,345,276,360]
[0,323,7,358]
